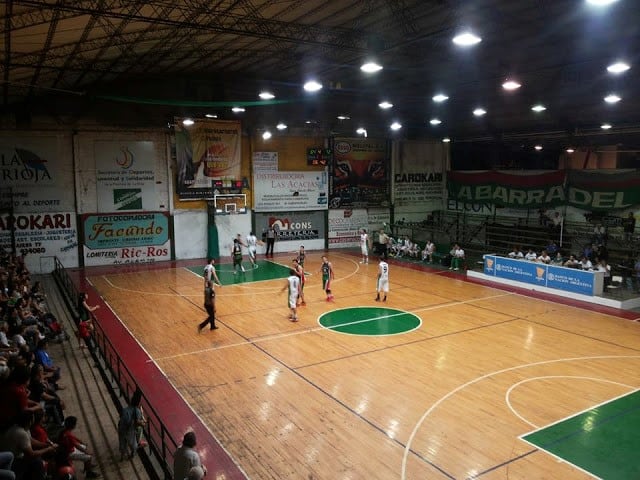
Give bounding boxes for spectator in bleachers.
[597,259,612,287]
[28,364,65,426]
[57,416,100,478]
[563,255,580,268]
[546,240,559,256]
[0,411,56,480]
[0,451,14,480]
[551,252,564,265]
[33,340,61,390]
[449,244,465,271]
[592,223,607,245]
[579,256,593,270]
[623,212,636,242]
[508,246,524,259]
[422,241,436,263]
[537,250,551,264]
[525,249,537,261]
[0,365,43,431]
[173,432,206,480]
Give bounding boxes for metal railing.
[51,257,177,480]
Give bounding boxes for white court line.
[505,376,637,428]
[400,355,640,480]
[152,292,514,362]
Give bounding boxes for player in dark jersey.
[231,238,245,274]
[320,255,334,301]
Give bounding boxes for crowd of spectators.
[0,249,100,480]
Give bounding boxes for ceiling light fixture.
[303,80,323,92]
[262,131,272,140]
[586,0,619,6]
[356,127,368,137]
[276,123,287,130]
[473,108,487,116]
[601,123,612,129]
[442,137,451,143]
[604,94,621,104]
[430,118,442,125]
[182,118,194,126]
[566,148,575,153]
[337,115,351,120]
[205,114,217,118]
[378,101,393,109]
[259,91,275,100]
[502,80,521,91]
[534,145,543,151]
[452,31,482,46]
[432,94,449,103]
[390,122,402,131]
[531,104,547,112]
[231,107,245,113]
[607,61,630,74]
[361,61,383,73]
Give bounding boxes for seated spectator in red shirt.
[57,416,100,478]
[0,366,42,431]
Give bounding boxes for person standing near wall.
[378,229,389,260]
[265,225,276,257]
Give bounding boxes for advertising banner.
[393,141,446,207]
[0,212,78,271]
[483,255,602,296]
[95,141,156,211]
[82,212,171,266]
[175,119,241,200]
[328,209,368,248]
[253,170,328,212]
[254,211,325,250]
[0,135,75,213]
[448,169,640,211]
[330,138,389,208]
[252,151,278,172]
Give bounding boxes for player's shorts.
[288,292,298,308]
[377,278,389,293]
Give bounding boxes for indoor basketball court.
[80,250,640,480]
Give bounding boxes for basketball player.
[198,259,222,332]
[375,257,389,302]
[293,258,306,306]
[246,231,258,268]
[281,268,300,321]
[231,238,245,274]
[320,255,334,301]
[297,245,306,268]
[360,228,369,264]
[203,258,221,287]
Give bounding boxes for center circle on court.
[318,307,421,336]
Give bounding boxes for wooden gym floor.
[79,251,640,480]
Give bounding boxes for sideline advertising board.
[254,211,325,251]
[82,212,171,266]
[328,209,368,248]
[253,170,328,212]
[483,255,603,296]
[0,212,79,272]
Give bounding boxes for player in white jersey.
[375,257,389,302]
[281,269,300,321]
[246,231,258,268]
[360,228,370,264]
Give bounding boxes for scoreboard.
[307,147,332,166]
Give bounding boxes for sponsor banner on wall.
[330,138,389,208]
[328,209,368,248]
[367,208,391,232]
[253,170,328,212]
[252,152,278,172]
[95,141,157,212]
[446,199,496,215]
[483,255,602,296]
[393,141,446,207]
[0,212,78,271]
[448,170,640,211]
[254,211,325,243]
[175,119,242,200]
[82,212,171,266]
[0,136,75,213]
